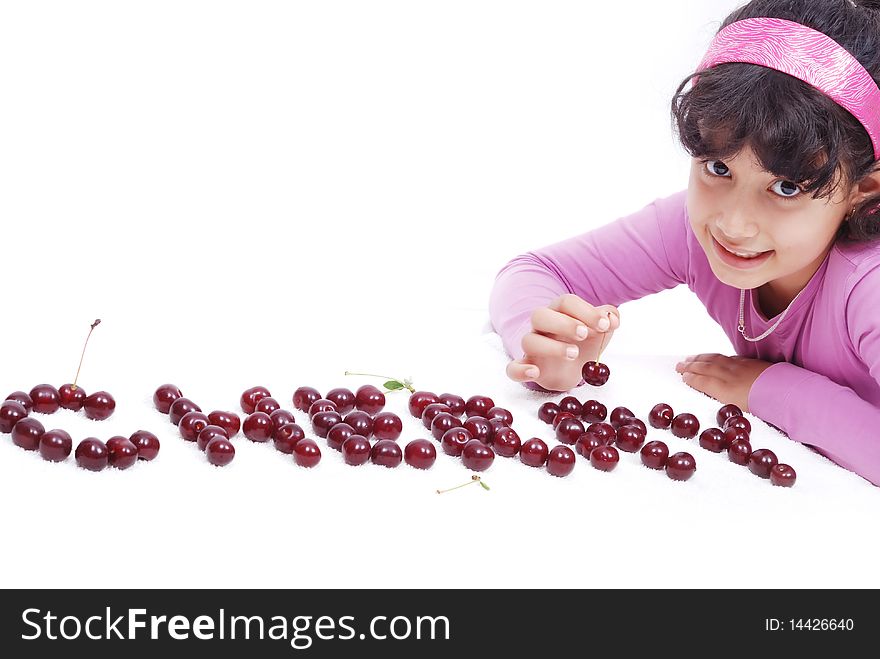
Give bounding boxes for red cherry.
[325,388,356,415]
[609,406,635,429]
[408,391,439,418]
[179,411,210,442]
[342,435,372,466]
[371,439,403,468]
[727,439,753,466]
[404,438,436,469]
[240,386,271,415]
[168,397,201,426]
[39,429,72,462]
[327,423,356,451]
[546,445,576,477]
[582,361,610,386]
[343,410,373,438]
[666,452,697,481]
[670,413,700,439]
[130,430,160,460]
[586,422,616,445]
[355,385,385,415]
[698,428,726,453]
[153,384,183,414]
[206,437,235,466]
[0,400,28,434]
[438,393,466,417]
[431,412,463,441]
[12,417,44,450]
[626,418,648,435]
[421,403,452,430]
[311,411,343,439]
[589,445,620,472]
[243,412,274,442]
[440,428,473,457]
[555,417,585,445]
[106,436,138,470]
[308,399,337,418]
[519,437,549,467]
[487,419,507,441]
[649,403,674,429]
[492,427,521,457]
[576,433,604,458]
[5,391,33,413]
[723,427,749,449]
[463,416,492,445]
[373,412,403,441]
[293,386,322,413]
[554,410,576,429]
[723,415,752,434]
[640,440,669,470]
[269,409,296,434]
[58,384,86,411]
[461,439,495,472]
[197,425,229,451]
[83,391,116,421]
[538,402,561,425]
[558,396,582,417]
[274,423,305,453]
[716,404,743,427]
[770,463,796,487]
[255,397,281,415]
[29,384,61,414]
[293,438,322,468]
[615,424,646,452]
[487,406,514,426]
[748,449,778,478]
[75,438,108,471]
[208,410,241,438]
[580,399,607,423]
[464,395,495,418]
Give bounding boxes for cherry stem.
[343,370,415,393]
[72,319,101,391]
[597,312,611,362]
[436,474,490,494]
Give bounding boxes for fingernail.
[566,346,578,360]
[576,325,589,339]
[525,367,539,379]
[675,362,684,371]
[598,318,610,331]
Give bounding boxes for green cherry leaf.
[384,380,404,391]
[479,481,490,491]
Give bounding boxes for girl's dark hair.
[671,0,880,242]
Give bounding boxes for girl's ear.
[850,164,880,208]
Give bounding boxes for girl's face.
[686,145,852,306]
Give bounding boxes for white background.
[1,0,878,589]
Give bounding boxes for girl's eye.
[700,159,803,201]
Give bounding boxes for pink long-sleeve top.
[489,188,880,486]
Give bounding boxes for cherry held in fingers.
[582,361,610,387]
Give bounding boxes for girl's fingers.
[522,331,580,361]
[531,306,591,342]
[506,359,540,382]
[549,294,620,332]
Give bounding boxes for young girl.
[489,0,880,486]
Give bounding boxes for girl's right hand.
[505,294,620,392]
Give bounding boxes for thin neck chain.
[737,287,804,342]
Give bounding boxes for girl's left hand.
[674,353,776,413]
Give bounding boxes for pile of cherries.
[537,395,796,486]
[0,385,159,471]
[409,391,577,478]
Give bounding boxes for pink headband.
[695,17,880,160]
